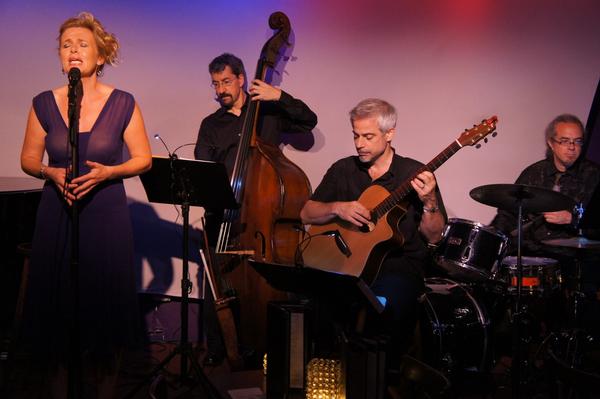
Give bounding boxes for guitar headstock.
[457,116,498,148]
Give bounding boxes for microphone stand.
[67,70,82,399]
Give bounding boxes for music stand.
[249,260,384,314]
[127,156,237,399]
[249,260,385,398]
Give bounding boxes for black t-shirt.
[310,153,447,279]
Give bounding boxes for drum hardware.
[535,329,600,397]
[542,235,600,328]
[470,183,575,398]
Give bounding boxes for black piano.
[0,177,42,335]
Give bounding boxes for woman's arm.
[21,106,77,203]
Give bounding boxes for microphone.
[67,68,82,133]
[322,229,352,257]
[334,231,352,257]
[154,134,177,159]
[172,142,198,156]
[68,67,81,85]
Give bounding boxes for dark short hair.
[208,53,246,77]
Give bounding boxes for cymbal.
[542,236,600,250]
[470,184,575,213]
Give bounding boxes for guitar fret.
[367,119,496,223]
[375,141,463,213]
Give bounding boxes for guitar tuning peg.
[484,138,488,143]
[492,132,497,137]
[465,128,468,132]
[476,144,482,149]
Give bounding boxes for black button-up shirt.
[194,90,317,245]
[491,157,600,254]
[194,91,317,177]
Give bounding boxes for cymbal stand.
[570,204,586,328]
[511,199,525,398]
[568,255,585,329]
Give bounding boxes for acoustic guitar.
[300,116,498,285]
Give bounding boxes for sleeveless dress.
[22,89,140,364]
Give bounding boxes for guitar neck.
[373,139,463,218]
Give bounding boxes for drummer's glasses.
[551,137,584,147]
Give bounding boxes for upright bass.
[209,11,312,361]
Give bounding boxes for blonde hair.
[58,12,119,74]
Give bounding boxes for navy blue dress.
[22,89,140,364]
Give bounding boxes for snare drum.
[435,219,508,281]
[500,256,561,296]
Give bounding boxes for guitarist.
[300,98,447,365]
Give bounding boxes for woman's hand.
[71,160,114,200]
[44,166,78,205]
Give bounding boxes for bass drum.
[419,278,491,376]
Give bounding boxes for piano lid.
[0,177,44,194]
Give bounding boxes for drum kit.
[421,183,600,394]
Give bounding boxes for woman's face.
[59,27,104,77]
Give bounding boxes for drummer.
[491,114,600,308]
